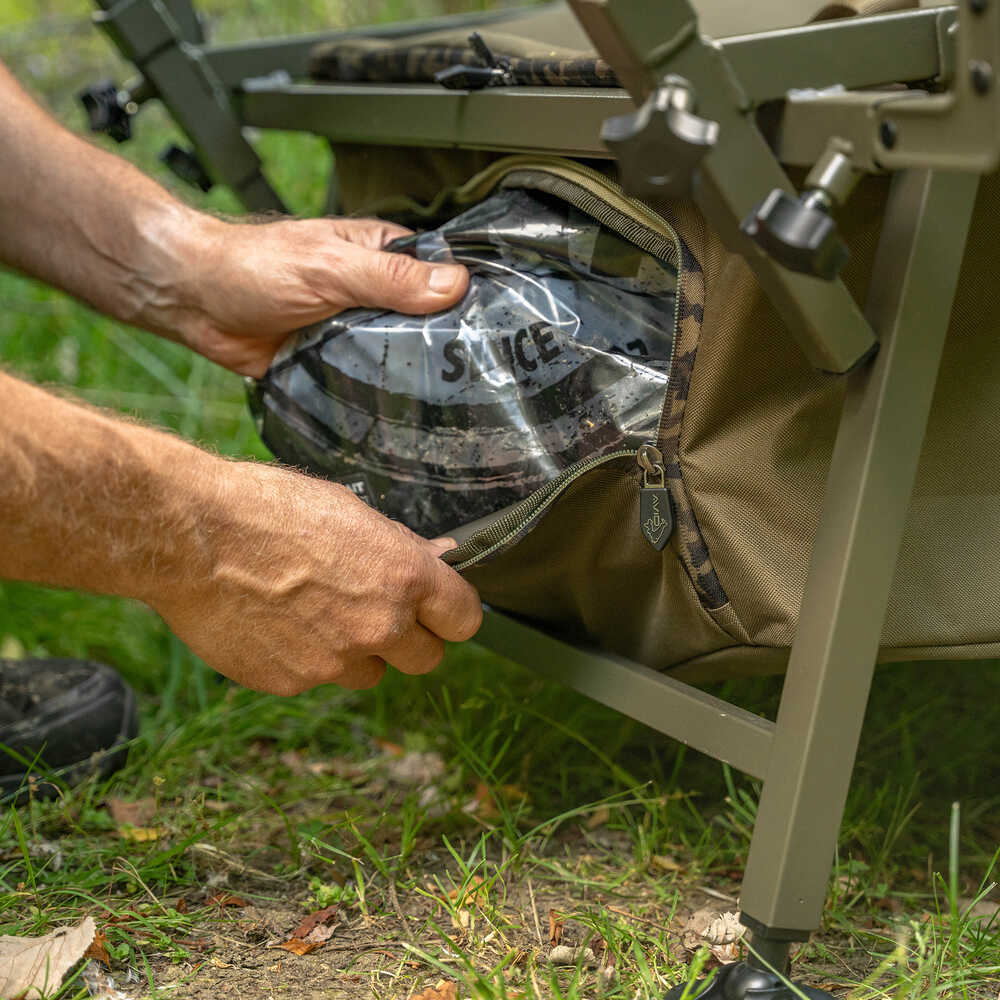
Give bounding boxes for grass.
[2,1,1000,997]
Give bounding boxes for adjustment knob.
[742,189,848,280]
[601,76,719,201]
[78,80,132,143]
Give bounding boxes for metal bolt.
[879,119,898,149]
[970,60,994,94]
[970,0,987,13]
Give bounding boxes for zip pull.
[637,443,673,551]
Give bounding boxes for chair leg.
[665,167,979,1000]
[737,168,980,941]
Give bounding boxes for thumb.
[338,243,469,315]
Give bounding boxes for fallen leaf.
[117,826,161,842]
[205,893,249,908]
[375,738,404,757]
[0,917,96,999]
[548,909,564,947]
[680,909,745,964]
[291,905,337,939]
[652,854,682,872]
[81,960,134,1000]
[463,781,498,818]
[386,751,444,787]
[410,980,458,1000]
[273,937,321,956]
[278,750,305,774]
[107,797,156,827]
[548,945,598,967]
[446,876,484,907]
[28,841,63,872]
[83,930,111,967]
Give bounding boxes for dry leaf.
[446,876,484,906]
[81,961,134,1000]
[386,751,444,787]
[548,945,598,967]
[278,750,305,774]
[274,938,321,956]
[0,917,95,999]
[548,909,564,947]
[117,826,161,842]
[291,906,338,944]
[106,797,156,827]
[680,909,745,964]
[205,893,249,908]
[303,923,336,945]
[652,854,682,872]
[83,930,111,967]
[410,980,458,1000]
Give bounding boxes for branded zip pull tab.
[637,443,673,550]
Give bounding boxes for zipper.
[637,443,672,551]
[447,441,672,571]
[446,448,636,571]
[428,156,683,571]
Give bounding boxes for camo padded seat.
[308,35,617,88]
[307,0,920,89]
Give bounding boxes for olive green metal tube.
[739,167,979,937]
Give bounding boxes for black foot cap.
[664,962,835,1000]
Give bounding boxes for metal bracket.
[91,0,285,212]
[567,0,878,375]
[777,1,1000,172]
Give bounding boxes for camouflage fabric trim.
[309,43,619,87]
[659,235,730,611]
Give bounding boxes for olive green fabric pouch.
[307,0,1000,680]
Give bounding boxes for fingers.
[337,655,387,691]
[381,621,446,676]
[417,551,484,643]
[326,217,414,250]
[337,242,470,315]
[428,537,458,557]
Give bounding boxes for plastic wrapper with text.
[249,187,677,538]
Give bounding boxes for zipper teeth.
[449,449,636,571]
[499,169,678,267]
[442,155,683,572]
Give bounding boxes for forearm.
[0,370,219,605]
[0,62,211,339]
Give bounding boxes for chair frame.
[90,0,992,971]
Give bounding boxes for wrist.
[122,200,223,348]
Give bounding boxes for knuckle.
[379,251,420,287]
[367,609,410,649]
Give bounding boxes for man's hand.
[153,461,482,694]
[0,374,482,695]
[0,61,468,376]
[168,216,469,377]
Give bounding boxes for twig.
[113,858,170,917]
[696,886,739,904]
[607,905,668,930]
[386,878,408,926]
[527,878,544,945]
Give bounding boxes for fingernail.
[430,537,458,554]
[428,266,463,295]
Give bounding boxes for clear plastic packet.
[249,186,676,538]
